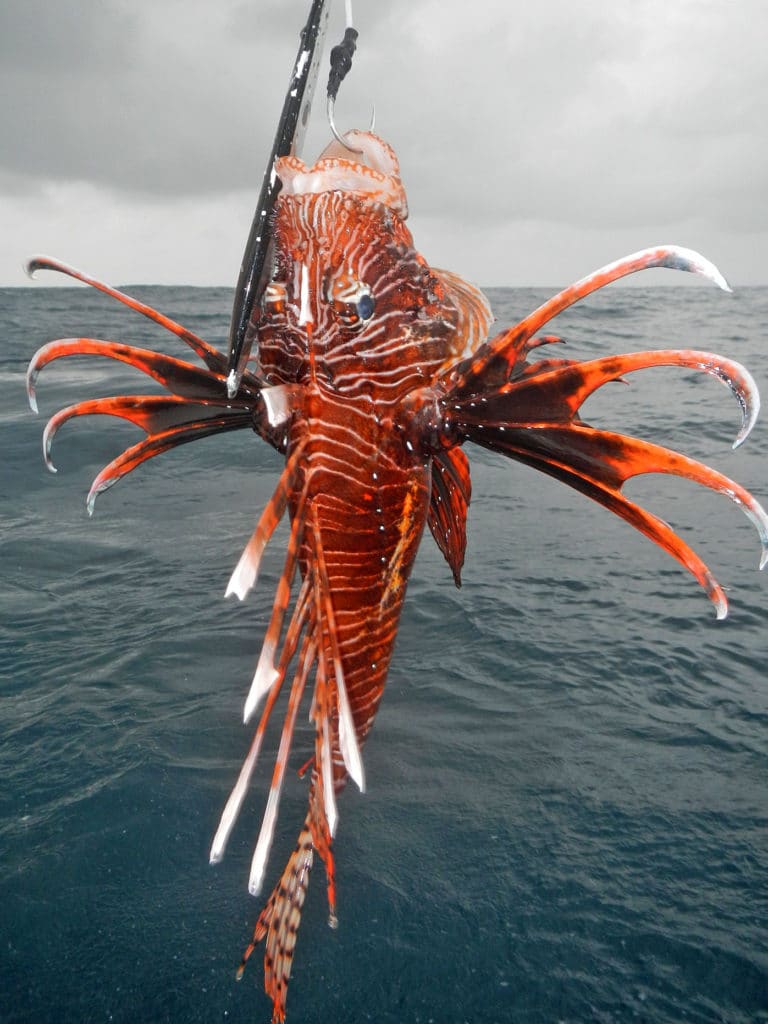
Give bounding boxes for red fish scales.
[288,402,432,761]
[249,186,473,762]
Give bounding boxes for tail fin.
[236,822,314,1024]
[235,775,337,1024]
[428,246,767,616]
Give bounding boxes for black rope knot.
[327,27,358,102]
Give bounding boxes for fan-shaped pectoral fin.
[463,422,768,617]
[27,256,227,372]
[423,340,766,616]
[82,414,255,514]
[449,246,731,394]
[26,338,237,414]
[28,334,272,509]
[465,349,760,450]
[42,395,253,475]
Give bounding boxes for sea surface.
[2,281,767,1024]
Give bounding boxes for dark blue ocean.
[2,281,767,1023]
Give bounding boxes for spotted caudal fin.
[433,246,767,617]
[237,824,314,1024]
[236,774,336,1024]
[26,257,275,512]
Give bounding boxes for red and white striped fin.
[226,440,307,603]
[219,496,374,1024]
[444,346,768,618]
[450,245,732,395]
[209,579,313,865]
[26,337,231,415]
[237,772,337,1024]
[234,623,344,1021]
[427,446,472,586]
[310,657,339,840]
[27,255,227,373]
[243,490,309,724]
[310,509,365,792]
[309,672,339,925]
[217,494,367,876]
[248,631,316,897]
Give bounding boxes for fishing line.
[326,1,361,149]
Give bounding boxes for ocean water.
[2,281,767,1024]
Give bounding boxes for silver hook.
[326,96,376,154]
[327,93,364,153]
[326,9,375,157]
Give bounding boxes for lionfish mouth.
[275,130,408,217]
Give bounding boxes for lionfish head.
[254,132,474,389]
[274,131,408,218]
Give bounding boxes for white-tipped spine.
[248,788,281,896]
[670,245,731,292]
[244,648,280,724]
[335,676,365,793]
[319,699,339,837]
[225,537,265,601]
[209,730,265,864]
[743,500,768,571]
[729,363,760,449]
[42,421,57,473]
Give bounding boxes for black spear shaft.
[226,0,331,397]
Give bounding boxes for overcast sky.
[2,0,766,288]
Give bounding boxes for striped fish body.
[288,393,430,756]
[256,184,475,761]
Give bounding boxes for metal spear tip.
[226,367,241,400]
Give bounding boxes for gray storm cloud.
[2,0,766,286]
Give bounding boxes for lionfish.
[26,8,766,1024]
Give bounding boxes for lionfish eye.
[262,281,287,314]
[328,273,375,328]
